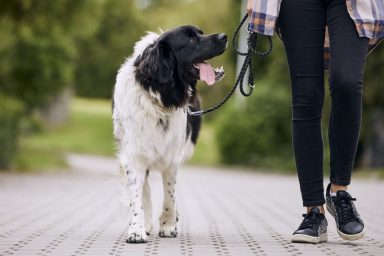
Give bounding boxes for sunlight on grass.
[23,98,115,156]
[16,98,115,171]
[16,97,219,171]
[188,122,220,166]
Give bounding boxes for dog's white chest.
[113,68,190,170]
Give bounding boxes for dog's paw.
[126,232,147,243]
[159,225,178,238]
[126,225,147,243]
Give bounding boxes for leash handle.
[188,14,273,117]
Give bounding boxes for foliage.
[0,0,105,168]
[216,83,294,169]
[0,95,23,169]
[364,45,384,109]
[75,0,240,107]
[75,0,146,98]
[0,0,105,110]
[1,0,383,171]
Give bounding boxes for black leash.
[188,13,273,116]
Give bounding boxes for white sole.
[337,229,364,241]
[326,205,365,241]
[291,233,328,244]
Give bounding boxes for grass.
[188,121,220,166]
[16,98,115,171]
[12,97,384,178]
[15,97,219,171]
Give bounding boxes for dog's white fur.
[113,32,195,243]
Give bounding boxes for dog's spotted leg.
[125,166,147,243]
[159,166,178,238]
[143,170,152,235]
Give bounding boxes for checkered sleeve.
[346,0,384,50]
[248,0,282,36]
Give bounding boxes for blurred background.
[0,0,383,176]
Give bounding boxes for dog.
[112,25,227,243]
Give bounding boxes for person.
[246,0,383,244]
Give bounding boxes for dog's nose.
[217,33,227,42]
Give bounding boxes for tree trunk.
[38,87,73,127]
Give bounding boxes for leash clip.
[187,108,203,117]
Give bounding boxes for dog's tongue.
[197,63,215,86]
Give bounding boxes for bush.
[216,84,294,170]
[0,95,23,169]
[75,0,145,98]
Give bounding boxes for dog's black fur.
[133,25,227,144]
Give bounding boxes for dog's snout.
[217,33,227,42]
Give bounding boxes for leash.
[187,13,273,117]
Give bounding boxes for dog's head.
[134,26,227,108]
[154,25,227,85]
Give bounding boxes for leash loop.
[188,13,273,116]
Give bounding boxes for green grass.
[16,98,115,171]
[15,97,220,171]
[188,122,220,166]
[13,97,384,176]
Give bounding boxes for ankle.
[330,184,348,193]
[307,206,325,214]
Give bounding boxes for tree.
[0,0,104,109]
[75,0,146,98]
[0,0,105,168]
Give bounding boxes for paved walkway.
[0,154,383,256]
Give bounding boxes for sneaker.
[292,207,328,244]
[326,183,364,240]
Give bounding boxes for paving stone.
[0,154,383,255]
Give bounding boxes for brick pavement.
[0,154,383,256]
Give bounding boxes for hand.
[247,0,254,16]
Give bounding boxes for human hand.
[247,0,254,16]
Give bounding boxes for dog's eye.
[188,37,198,44]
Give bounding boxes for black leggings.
[278,0,369,206]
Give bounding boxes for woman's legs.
[279,0,326,207]
[279,0,369,205]
[326,0,369,188]
[280,0,368,242]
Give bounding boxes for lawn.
[16,98,115,171]
[16,97,219,171]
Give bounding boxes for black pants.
[278,0,369,206]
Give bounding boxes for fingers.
[246,0,254,16]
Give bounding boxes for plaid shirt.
[249,0,384,69]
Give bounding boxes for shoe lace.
[335,195,357,223]
[300,211,321,230]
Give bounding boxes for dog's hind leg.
[123,162,148,243]
[143,170,152,235]
[159,166,178,238]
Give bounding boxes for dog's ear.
[157,40,175,84]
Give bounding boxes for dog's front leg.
[125,166,147,243]
[159,166,178,238]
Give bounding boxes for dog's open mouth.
[193,62,225,86]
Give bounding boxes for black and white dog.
[113,26,227,243]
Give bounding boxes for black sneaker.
[326,183,364,240]
[292,207,328,244]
